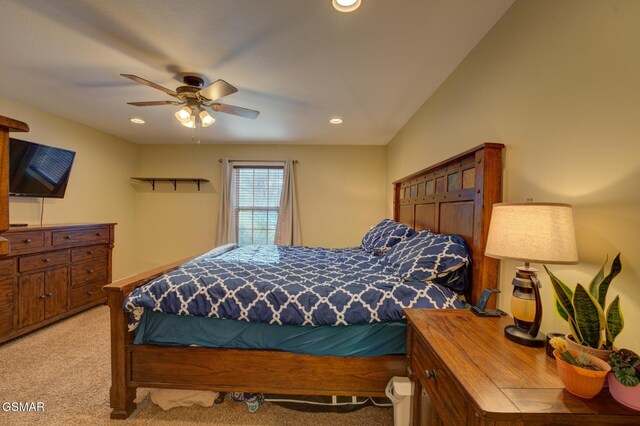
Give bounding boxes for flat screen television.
[9,138,76,198]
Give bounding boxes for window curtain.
[215,158,236,246]
[275,160,302,246]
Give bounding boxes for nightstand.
[404,309,639,425]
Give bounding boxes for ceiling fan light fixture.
[180,116,196,128]
[333,0,361,13]
[177,106,192,121]
[199,110,215,127]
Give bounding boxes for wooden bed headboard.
[393,143,504,306]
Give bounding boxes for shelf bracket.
[151,179,155,191]
[196,179,201,191]
[172,179,177,191]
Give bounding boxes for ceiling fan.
[121,73,260,128]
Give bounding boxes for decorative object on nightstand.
[608,348,640,411]
[550,336,610,398]
[545,332,565,358]
[485,202,578,347]
[546,253,622,361]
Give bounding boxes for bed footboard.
[107,288,136,419]
[104,254,201,419]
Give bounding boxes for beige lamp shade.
[485,203,578,264]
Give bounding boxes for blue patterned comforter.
[124,245,463,329]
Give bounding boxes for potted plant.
[545,253,622,361]
[608,348,640,411]
[550,337,610,398]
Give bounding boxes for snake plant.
[545,253,622,350]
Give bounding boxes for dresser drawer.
[411,331,467,426]
[52,227,109,247]
[71,260,107,288]
[5,232,46,254]
[0,258,16,277]
[19,250,70,273]
[0,278,14,308]
[0,306,12,336]
[71,245,107,263]
[70,281,105,309]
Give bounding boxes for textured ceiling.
[0,0,513,145]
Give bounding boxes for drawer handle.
[46,292,53,297]
[24,238,32,244]
[96,232,102,237]
[87,250,94,255]
[40,294,47,299]
[64,235,71,240]
[87,269,94,273]
[425,369,437,380]
[43,258,50,263]
[87,291,94,296]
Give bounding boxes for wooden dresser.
[0,223,115,344]
[405,309,639,425]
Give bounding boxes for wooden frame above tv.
[0,115,30,256]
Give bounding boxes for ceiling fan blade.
[210,103,260,119]
[127,101,183,107]
[121,74,178,98]
[197,79,238,101]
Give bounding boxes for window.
[234,166,283,246]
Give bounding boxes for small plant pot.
[564,334,614,362]
[608,373,640,411]
[554,350,611,398]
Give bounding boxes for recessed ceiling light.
[333,0,361,13]
[130,117,145,124]
[330,118,343,124]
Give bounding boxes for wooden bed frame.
[104,143,504,419]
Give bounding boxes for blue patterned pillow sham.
[384,230,471,290]
[361,219,416,254]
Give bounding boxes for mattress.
[134,310,407,357]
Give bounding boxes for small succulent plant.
[609,349,640,386]
[550,337,604,371]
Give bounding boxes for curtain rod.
[218,159,298,164]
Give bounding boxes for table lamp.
[485,202,578,347]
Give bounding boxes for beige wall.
[135,144,386,270]
[386,0,640,351]
[0,97,139,279]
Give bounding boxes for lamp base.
[504,325,546,347]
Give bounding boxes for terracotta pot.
[608,373,640,412]
[554,350,611,398]
[564,334,614,362]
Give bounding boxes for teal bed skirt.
[134,310,407,357]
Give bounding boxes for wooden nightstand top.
[404,309,639,423]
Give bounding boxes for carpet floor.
[0,306,393,425]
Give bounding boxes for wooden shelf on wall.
[131,177,209,191]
